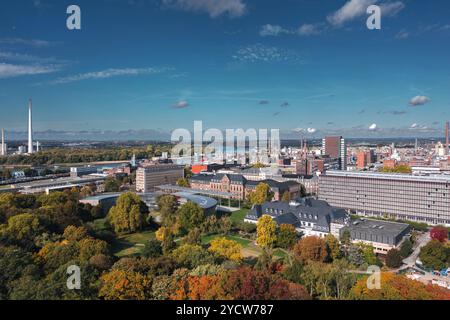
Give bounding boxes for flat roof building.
[136,164,184,193]
[319,171,450,226]
[343,218,411,254]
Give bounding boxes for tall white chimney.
[28,99,33,154]
[1,128,5,156]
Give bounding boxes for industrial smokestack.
[1,128,5,156]
[28,99,33,154]
[446,121,449,156]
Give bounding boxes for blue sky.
[1,0,450,138]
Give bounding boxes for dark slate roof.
[211,173,247,184]
[246,179,299,191]
[246,199,348,232]
[190,174,213,183]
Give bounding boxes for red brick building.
[190,173,301,201]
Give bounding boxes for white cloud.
[50,67,165,84]
[0,38,53,48]
[410,123,418,128]
[0,63,59,79]
[298,24,322,36]
[259,24,291,37]
[395,29,409,39]
[327,0,404,27]
[327,0,373,27]
[307,128,317,134]
[380,1,405,16]
[369,123,377,130]
[172,100,190,109]
[409,95,430,106]
[162,0,246,18]
[232,44,302,64]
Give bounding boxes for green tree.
[156,195,179,227]
[176,178,190,188]
[4,213,42,242]
[325,234,342,261]
[256,215,277,248]
[419,240,449,270]
[386,249,403,268]
[171,244,215,269]
[177,202,205,234]
[142,239,163,258]
[248,183,274,205]
[276,224,297,249]
[108,192,147,234]
[340,229,351,246]
[399,239,413,258]
[104,177,121,192]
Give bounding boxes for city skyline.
[1,0,450,138]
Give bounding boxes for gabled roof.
[246,199,348,232]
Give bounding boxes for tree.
[176,178,190,188]
[430,226,448,243]
[293,236,328,264]
[142,239,163,258]
[171,244,215,269]
[183,228,202,245]
[248,183,274,205]
[276,224,297,249]
[281,191,290,202]
[104,177,121,192]
[340,229,351,246]
[99,269,152,300]
[77,237,109,261]
[256,215,277,248]
[63,225,88,242]
[350,272,450,300]
[208,237,242,262]
[157,194,179,227]
[80,185,93,198]
[386,249,403,268]
[325,234,342,261]
[4,213,42,242]
[399,238,413,258]
[108,192,147,234]
[419,240,449,270]
[360,244,382,267]
[177,202,205,234]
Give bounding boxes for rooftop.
[348,218,410,237]
[324,170,450,183]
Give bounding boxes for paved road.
[402,232,430,268]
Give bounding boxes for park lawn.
[111,230,155,258]
[230,208,249,224]
[201,233,288,260]
[91,218,109,231]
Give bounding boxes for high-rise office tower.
[28,99,33,154]
[446,121,449,156]
[322,136,347,170]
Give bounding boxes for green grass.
[111,230,155,258]
[91,218,109,231]
[230,209,249,224]
[201,233,288,260]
